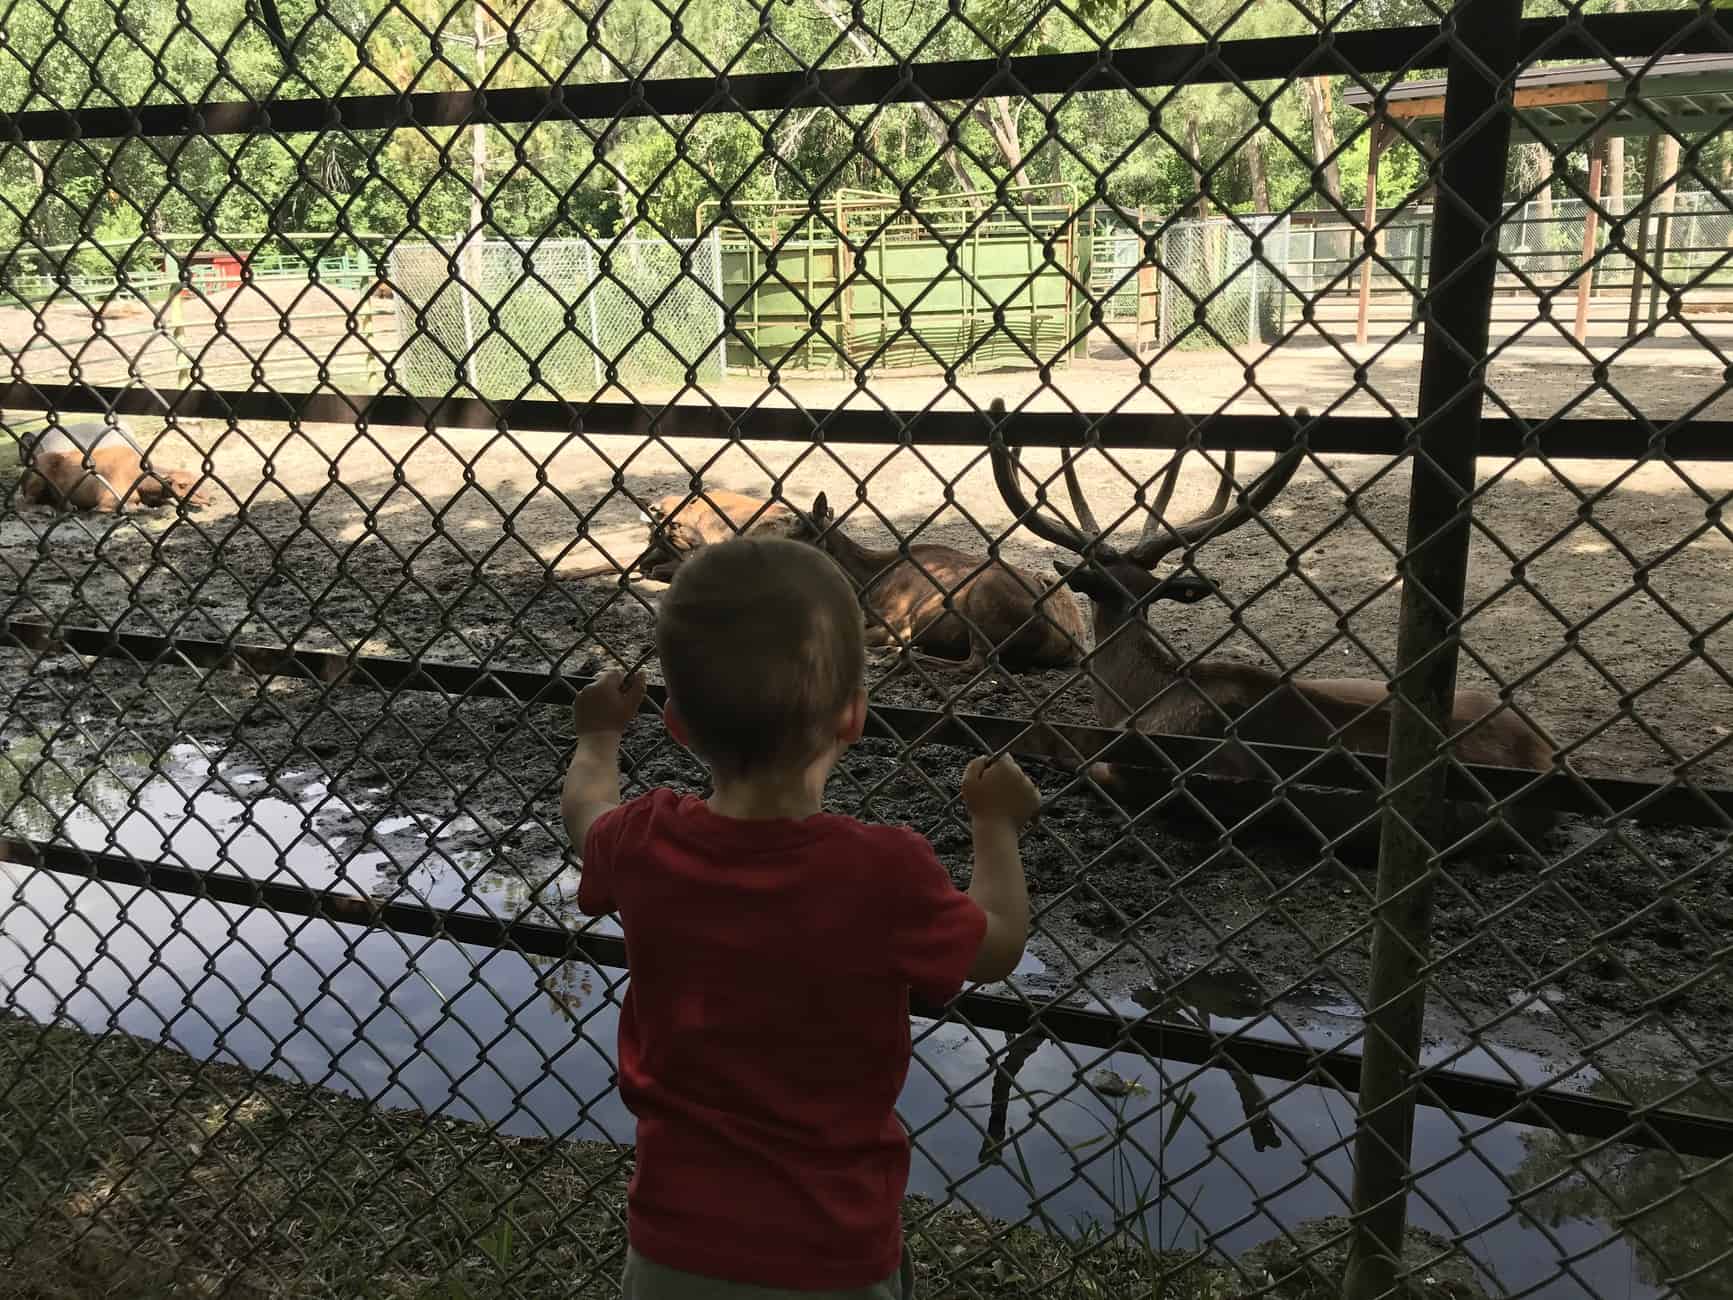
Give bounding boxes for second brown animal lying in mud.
[790,492,1086,673]
[635,490,799,579]
[575,485,1085,673]
[573,489,798,581]
[20,422,211,513]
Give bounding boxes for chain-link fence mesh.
[1156,214,1297,350]
[3,1,1733,1298]
[389,236,725,396]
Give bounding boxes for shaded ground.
[0,1013,1488,1299]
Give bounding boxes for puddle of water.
[0,736,1694,1297]
[1,731,617,939]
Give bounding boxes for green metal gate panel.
[720,228,1087,371]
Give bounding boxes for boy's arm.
[562,730,625,850]
[961,755,1039,982]
[561,670,647,851]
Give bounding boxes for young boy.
[563,535,1039,1300]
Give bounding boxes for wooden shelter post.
[1574,130,1607,344]
[1627,132,1660,337]
[1356,117,1395,346]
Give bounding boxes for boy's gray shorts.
[621,1245,914,1300]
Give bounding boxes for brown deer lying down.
[20,422,210,513]
[573,489,798,581]
[988,405,1556,851]
[790,492,1086,674]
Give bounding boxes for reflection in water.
[1132,973,1283,1151]
[526,951,603,1023]
[1515,1075,1733,1299]
[977,971,1285,1168]
[0,729,1693,1298]
[1,733,152,841]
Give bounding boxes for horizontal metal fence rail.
[6,382,1733,460]
[5,620,1730,830]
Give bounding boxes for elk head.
[789,492,837,549]
[149,468,212,509]
[986,398,1308,632]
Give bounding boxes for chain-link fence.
[1155,215,1297,350]
[389,236,726,396]
[4,2,1733,1299]
[1287,195,1733,292]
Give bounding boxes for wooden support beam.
[1382,79,1610,122]
[1356,117,1394,347]
[1574,131,1607,344]
[1627,132,1660,338]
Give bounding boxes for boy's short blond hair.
[656,536,866,776]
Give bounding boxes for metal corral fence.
[9,190,1732,406]
[1279,193,1733,298]
[4,4,1733,1300]
[703,188,1091,371]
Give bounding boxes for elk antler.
[1122,408,1309,570]
[986,398,1095,555]
[989,399,1308,567]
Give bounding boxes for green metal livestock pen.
[700,187,1091,372]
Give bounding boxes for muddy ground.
[2,331,1731,1085]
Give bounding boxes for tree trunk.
[813,0,975,195]
[1301,77,1343,205]
[1186,114,1209,218]
[1532,143,1554,222]
[1656,133,1681,206]
[1248,128,1270,213]
[465,0,491,390]
[972,97,1027,192]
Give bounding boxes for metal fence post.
[1342,0,1522,1296]
[712,227,728,382]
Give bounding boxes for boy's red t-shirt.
[578,787,987,1290]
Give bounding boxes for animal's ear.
[812,492,831,523]
[1156,574,1215,604]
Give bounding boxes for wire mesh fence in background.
[388,236,726,396]
[3,1,1733,1299]
[1155,214,1297,350]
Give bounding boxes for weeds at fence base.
[0,1013,1483,1298]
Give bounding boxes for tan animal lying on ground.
[19,421,210,513]
[790,492,1086,674]
[574,489,798,581]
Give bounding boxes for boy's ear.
[838,687,867,746]
[664,697,691,747]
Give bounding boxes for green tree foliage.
[0,0,1687,253]
[1512,1074,1733,1300]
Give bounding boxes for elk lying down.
[573,489,797,581]
[20,422,210,513]
[987,403,1557,852]
[790,492,1086,674]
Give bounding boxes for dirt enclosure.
[3,330,1731,1083]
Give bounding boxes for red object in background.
[178,249,249,296]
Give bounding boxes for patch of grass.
[0,1014,1482,1298]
